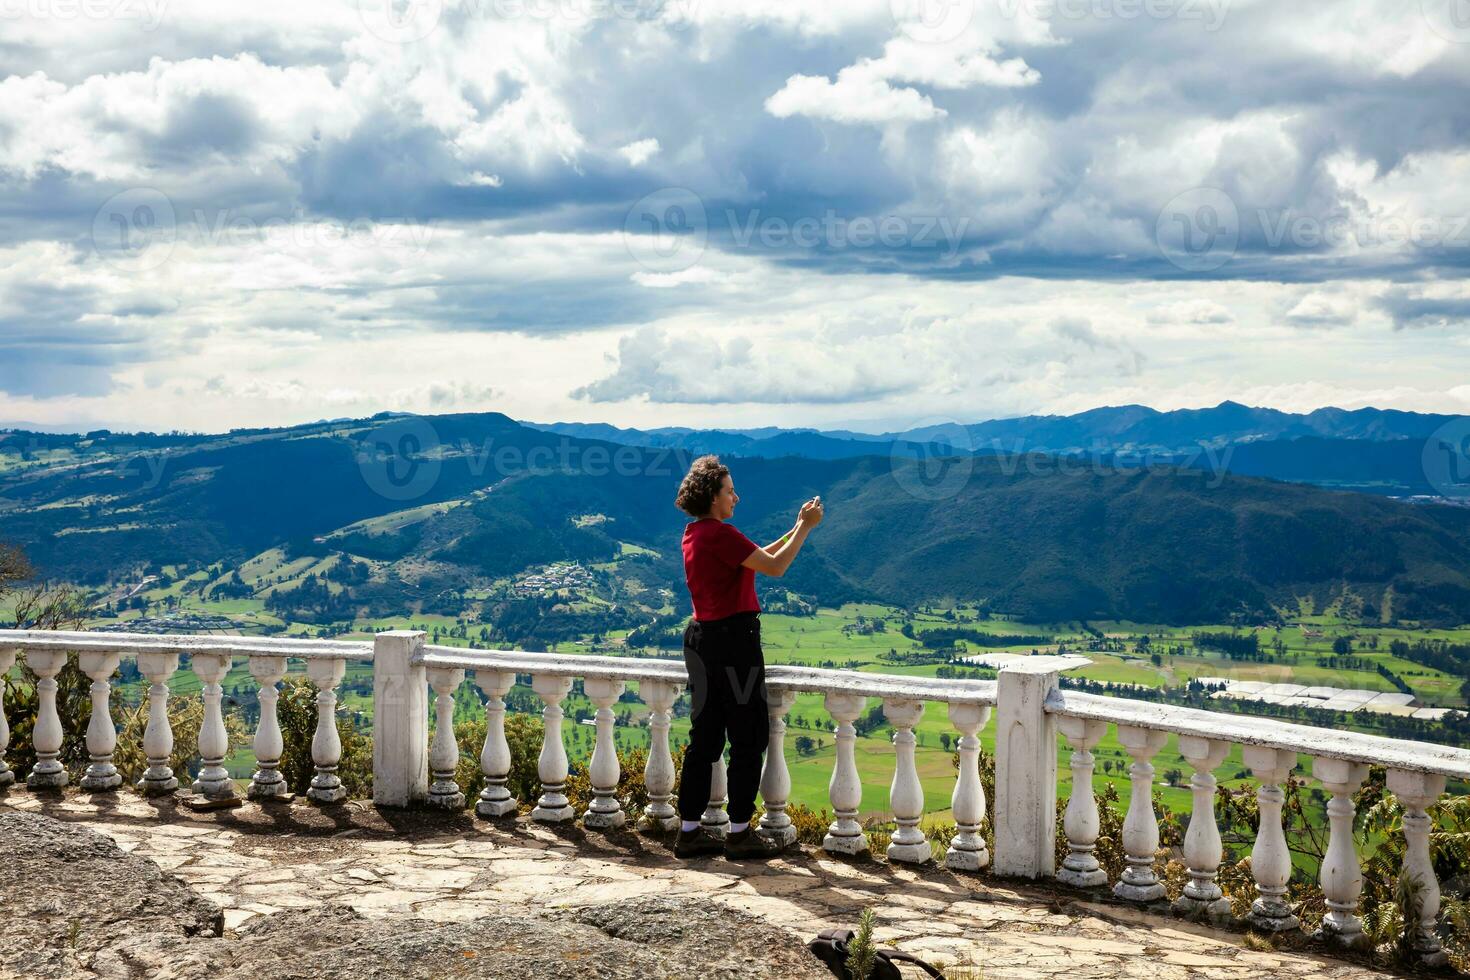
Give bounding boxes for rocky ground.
[0,790,1419,979]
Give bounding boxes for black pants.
[676,612,768,824]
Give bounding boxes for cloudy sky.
[2,0,1469,433]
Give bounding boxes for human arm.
[742,498,823,578]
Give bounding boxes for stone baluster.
[0,649,15,788]
[703,755,730,836]
[1313,757,1369,946]
[1173,736,1232,920]
[583,676,626,829]
[78,651,122,792]
[1113,725,1168,902]
[884,698,930,864]
[531,674,575,822]
[758,689,798,846]
[136,652,180,795]
[1243,745,1298,931]
[946,702,992,871]
[426,666,466,809]
[823,692,869,855]
[1057,716,1109,888]
[25,650,69,789]
[637,680,682,833]
[474,670,517,817]
[1388,769,1449,966]
[247,656,289,800]
[304,657,348,804]
[191,653,237,801]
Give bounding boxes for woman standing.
[671,455,823,860]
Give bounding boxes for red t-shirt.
[682,518,760,622]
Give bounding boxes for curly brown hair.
[674,455,730,517]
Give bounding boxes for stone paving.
[0,791,1406,979]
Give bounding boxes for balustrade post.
[531,674,575,822]
[474,670,518,818]
[247,656,290,801]
[1173,736,1232,920]
[884,698,930,864]
[0,649,15,788]
[1056,716,1109,888]
[25,649,69,789]
[583,676,626,829]
[371,630,429,807]
[426,666,465,809]
[136,651,180,795]
[1113,725,1168,902]
[946,702,992,871]
[758,688,798,846]
[1388,769,1449,966]
[703,755,730,836]
[993,661,1063,878]
[1243,745,1299,932]
[78,651,122,792]
[1313,757,1369,947]
[822,692,869,855]
[637,680,681,833]
[191,653,237,801]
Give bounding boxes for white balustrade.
[1113,724,1168,902]
[78,651,122,792]
[582,676,626,829]
[247,656,289,801]
[474,670,518,818]
[531,674,575,822]
[637,680,681,833]
[1388,769,1449,966]
[946,702,991,871]
[426,666,465,809]
[884,698,930,864]
[1243,745,1298,932]
[1313,756,1368,946]
[7,626,1470,967]
[1057,716,1109,888]
[0,649,14,788]
[758,689,798,846]
[136,651,180,795]
[191,653,236,801]
[1173,735,1232,920]
[306,657,349,805]
[823,692,869,855]
[703,755,730,835]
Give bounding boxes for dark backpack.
[806,928,946,980]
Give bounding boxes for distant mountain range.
[531,402,1463,497]
[3,408,1469,625]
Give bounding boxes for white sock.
[680,820,701,832]
[728,821,749,834]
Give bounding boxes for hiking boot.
[673,826,726,859]
[723,826,784,860]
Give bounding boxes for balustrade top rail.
[1048,688,1470,780]
[0,629,375,662]
[419,644,1000,705]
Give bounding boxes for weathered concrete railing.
[4,630,1470,964]
[0,631,372,803]
[397,638,999,864]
